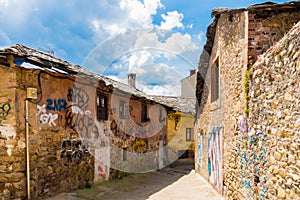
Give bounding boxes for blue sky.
[0,0,288,95]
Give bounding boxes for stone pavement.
[47,159,224,200]
[148,170,224,200]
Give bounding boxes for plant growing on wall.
[244,56,253,116]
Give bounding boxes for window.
[123,148,127,161]
[97,92,108,120]
[159,106,166,123]
[186,128,193,141]
[211,58,219,103]
[119,100,126,119]
[141,103,148,122]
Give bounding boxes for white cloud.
[119,0,163,26]
[90,0,164,40]
[140,84,180,96]
[187,24,193,29]
[159,11,184,30]
[0,0,201,97]
[128,50,154,71]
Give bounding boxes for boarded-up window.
[97,92,108,120]
[141,103,148,122]
[119,100,126,119]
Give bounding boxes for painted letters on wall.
[208,126,223,192]
[238,115,267,199]
[197,129,203,166]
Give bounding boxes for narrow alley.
[47,159,224,200]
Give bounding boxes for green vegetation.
[244,56,253,116]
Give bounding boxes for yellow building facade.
[167,111,195,158]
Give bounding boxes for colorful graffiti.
[208,126,223,192]
[197,129,203,166]
[238,115,267,199]
[46,98,67,112]
[0,102,11,123]
[37,87,99,140]
[95,148,110,180]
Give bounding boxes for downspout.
[25,99,31,200]
[25,87,37,200]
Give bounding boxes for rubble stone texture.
[195,2,300,200]
[249,22,300,200]
[0,45,169,199]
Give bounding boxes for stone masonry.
[195,2,300,200]
[0,45,169,199]
[249,21,300,199]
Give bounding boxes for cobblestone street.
[47,159,224,200]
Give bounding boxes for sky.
[0,0,289,96]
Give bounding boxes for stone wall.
[248,8,300,61]
[249,22,300,200]
[195,11,248,195]
[0,53,169,199]
[195,4,300,200]
[0,56,27,199]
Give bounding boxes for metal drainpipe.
[25,99,31,200]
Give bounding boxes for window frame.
[186,128,193,142]
[141,103,148,122]
[119,100,126,119]
[210,57,221,110]
[96,92,108,120]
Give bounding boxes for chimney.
[128,73,136,88]
[190,70,196,76]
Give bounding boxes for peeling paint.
[0,124,16,139]
[6,144,14,156]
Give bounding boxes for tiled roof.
[1,44,192,111]
[149,96,196,114]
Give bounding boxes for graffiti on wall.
[238,115,267,199]
[197,129,203,166]
[95,148,110,180]
[46,98,67,112]
[208,126,223,192]
[60,138,91,167]
[0,102,11,124]
[37,86,99,140]
[37,104,59,127]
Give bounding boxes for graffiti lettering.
[238,115,267,199]
[46,98,67,112]
[197,129,203,166]
[208,126,223,192]
[67,87,89,108]
[65,106,99,139]
[60,139,91,167]
[40,113,58,127]
[0,103,11,123]
[95,148,110,180]
[37,104,58,127]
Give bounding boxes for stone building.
[150,70,197,160]
[0,44,171,199]
[194,1,300,199]
[150,95,196,160]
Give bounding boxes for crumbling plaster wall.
[0,54,169,199]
